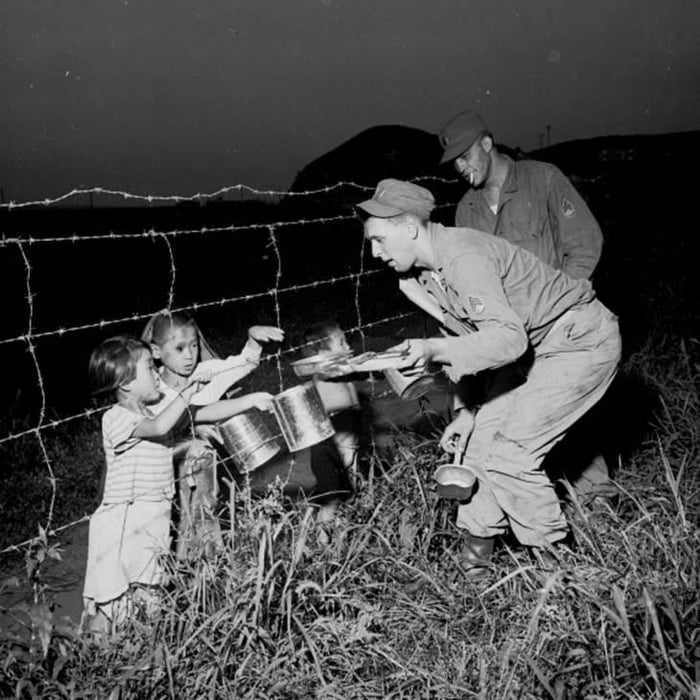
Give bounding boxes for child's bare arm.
[245,325,285,353]
[192,392,275,423]
[132,382,201,439]
[248,325,285,344]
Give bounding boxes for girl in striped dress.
[83,336,272,635]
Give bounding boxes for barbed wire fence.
[0,178,457,561]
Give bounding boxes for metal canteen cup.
[433,451,477,501]
[383,366,435,400]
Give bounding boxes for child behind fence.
[301,321,363,520]
[246,321,359,523]
[83,336,273,635]
[141,310,283,554]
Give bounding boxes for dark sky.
[2,0,699,202]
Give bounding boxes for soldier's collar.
[501,154,519,194]
[427,221,449,274]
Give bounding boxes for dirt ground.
[0,369,452,637]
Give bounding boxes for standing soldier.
[438,110,612,499]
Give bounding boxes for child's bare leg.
[189,442,223,555]
[86,608,111,638]
[173,442,194,558]
[82,599,113,641]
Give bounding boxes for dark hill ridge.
[290,124,444,192]
[288,124,698,217]
[524,129,699,231]
[293,125,700,189]
[290,123,525,193]
[529,130,700,179]
[288,124,520,220]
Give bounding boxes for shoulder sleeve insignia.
[468,295,486,316]
[561,198,576,218]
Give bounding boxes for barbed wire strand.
[267,226,284,393]
[0,269,383,347]
[0,176,458,212]
[0,214,353,248]
[353,231,384,485]
[15,241,58,541]
[0,195,456,251]
[159,232,177,313]
[0,182,369,210]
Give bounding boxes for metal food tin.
[219,411,283,473]
[273,382,335,452]
[383,367,435,400]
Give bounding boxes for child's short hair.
[142,310,196,346]
[302,320,343,357]
[89,335,150,400]
[141,309,218,361]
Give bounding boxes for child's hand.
[248,326,285,344]
[244,391,275,412]
[195,424,222,445]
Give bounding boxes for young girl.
[141,310,284,554]
[83,336,272,635]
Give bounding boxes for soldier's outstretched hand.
[390,339,435,370]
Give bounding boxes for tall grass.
[0,416,103,554]
[1,337,699,699]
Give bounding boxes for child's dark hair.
[302,320,343,357]
[89,335,150,401]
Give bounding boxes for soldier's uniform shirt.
[399,224,620,546]
[455,155,603,280]
[400,224,595,380]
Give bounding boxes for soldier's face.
[364,217,417,274]
[454,136,491,187]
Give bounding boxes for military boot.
[456,533,494,580]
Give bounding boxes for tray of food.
[290,351,354,378]
[290,348,410,378]
[347,349,409,372]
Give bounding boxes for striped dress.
[83,403,175,607]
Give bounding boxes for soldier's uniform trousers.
[456,299,621,546]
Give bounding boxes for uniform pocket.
[563,303,619,351]
[500,200,544,242]
[563,320,594,345]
